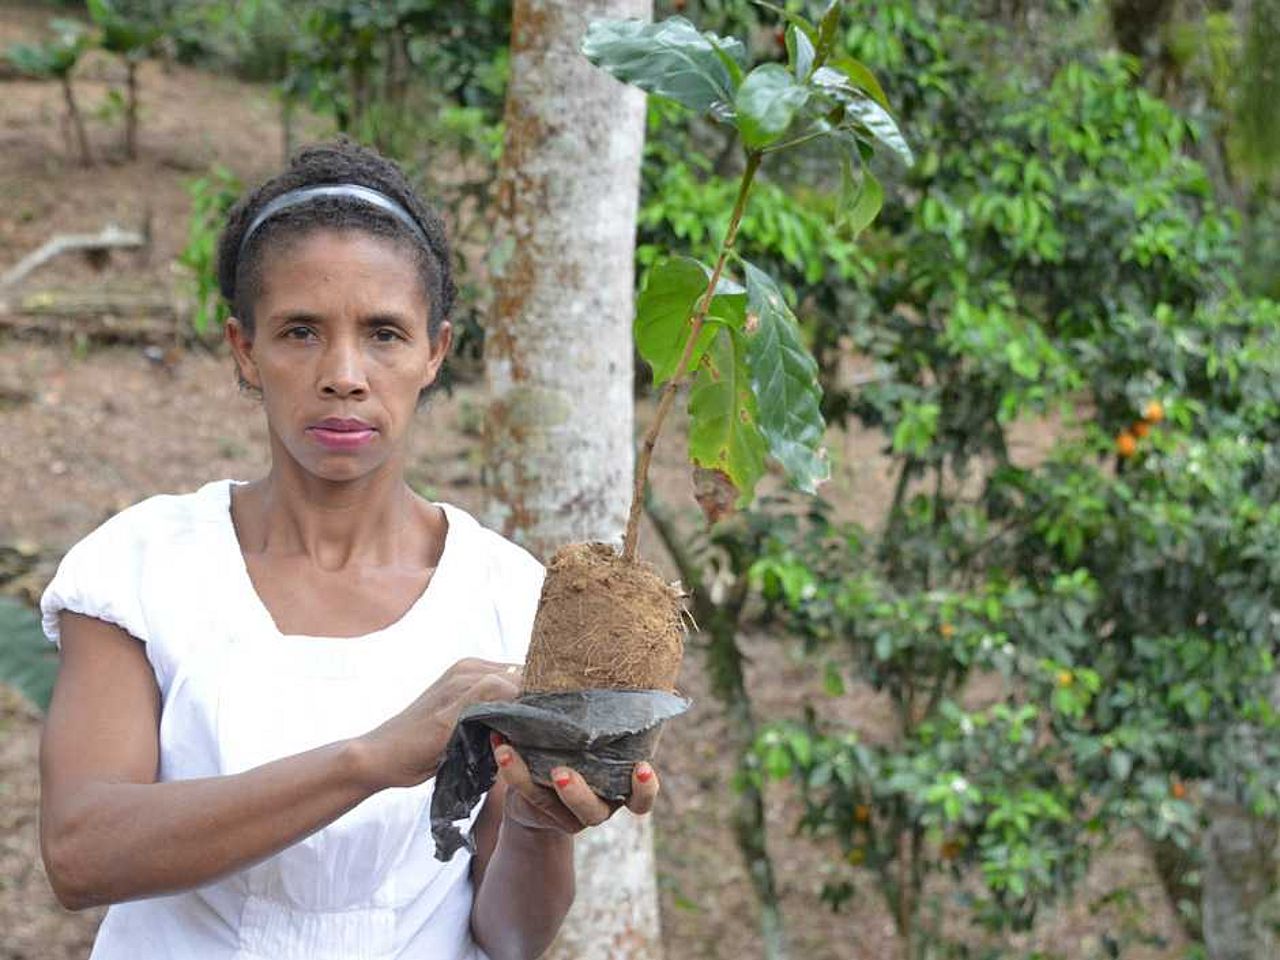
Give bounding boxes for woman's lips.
[307,420,377,450]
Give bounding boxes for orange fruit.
[1115,431,1138,458]
[1144,400,1165,424]
[940,623,955,639]
[1171,781,1187,800]
[1132,420,1151,439]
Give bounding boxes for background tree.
[481,1,661,958]
[6,18,94,167]
[87,0,166,160]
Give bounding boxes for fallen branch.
[0,224,148,295]
[0,290,180,344]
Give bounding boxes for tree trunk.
[1201,675,1280,960]
[124,59,138,161]
[60,76,93,167]
[280,95,295,167]
[482,1,660,959]
[1201,787,1279,960]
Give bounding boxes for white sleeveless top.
[39,479,545,960]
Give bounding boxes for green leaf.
[736,63,811,148]
[635,257,745,385]
[7,43,56,78]
[823,661,846,696]
[840,155,884,237]
[582,17,745,119]
[0,598,57,711]
[741,260,830,492]
[892,401,940,456]
[688,328,767,506]
[875,632,894,661]
[636,258,714,385]
[89,0,163,54]
[752,2,818,45]
[786,24,816,80]
[708,36,746,90]
[1108,749,1133,782]
[763,741,792,779]
[830,54,891,111]
[812,66,914,166]
[816,1,842,61]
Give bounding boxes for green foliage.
[674,1,1280,954]
[688,327,768,502]
[586,6,909,513]
[166,0,297,81]
[6,19,90,79]
[0,598,57,713]
[582,17,746,119]
[735,62,809,147]
[634,257,727,385]
[179,165,243,336]
[7,16,96,165]
[88,0,166,60]
[740,259,828,492]
[282,0,512,148]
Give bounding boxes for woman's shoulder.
[436,500,545,584]
[40,480,236,645]
[69,479,232,556]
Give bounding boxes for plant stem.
[621,150,764,561]
[761,128,827,155]
[125,59,138,160]
[61,76,93,168]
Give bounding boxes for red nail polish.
[496,749,513,768]
[553,770,572,788]
[636,765,653,783]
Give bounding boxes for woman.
[37,139,658,960]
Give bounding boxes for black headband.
[237,183,430,263]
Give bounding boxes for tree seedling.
[519,4,911,718]
[7,19,95,167]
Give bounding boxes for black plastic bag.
[430,689,691,860]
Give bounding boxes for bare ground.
[0,4,1187,959]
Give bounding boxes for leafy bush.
[0,599,56,713]
[6,17,95,166]
[716,2,1280,955]
[88,0,168,159]
[178,165,243,337]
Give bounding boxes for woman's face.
[226,229,452,483]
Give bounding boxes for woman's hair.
[216,139,456,340]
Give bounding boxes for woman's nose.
[318,339,369,398]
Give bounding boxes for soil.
[523,543,686,694]
[0,5,1187,960]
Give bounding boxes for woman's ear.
[226,317,261,392]
[422,321,454,391]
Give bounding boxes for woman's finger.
[493,740,580,833]
[549,766,616,828]
[625,761,659,816]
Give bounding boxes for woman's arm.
[40,611,519,910]
[469,741,658,960]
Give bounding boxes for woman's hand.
[490,734,659,835]
[469,735,659,957]
[358,659,523,790]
